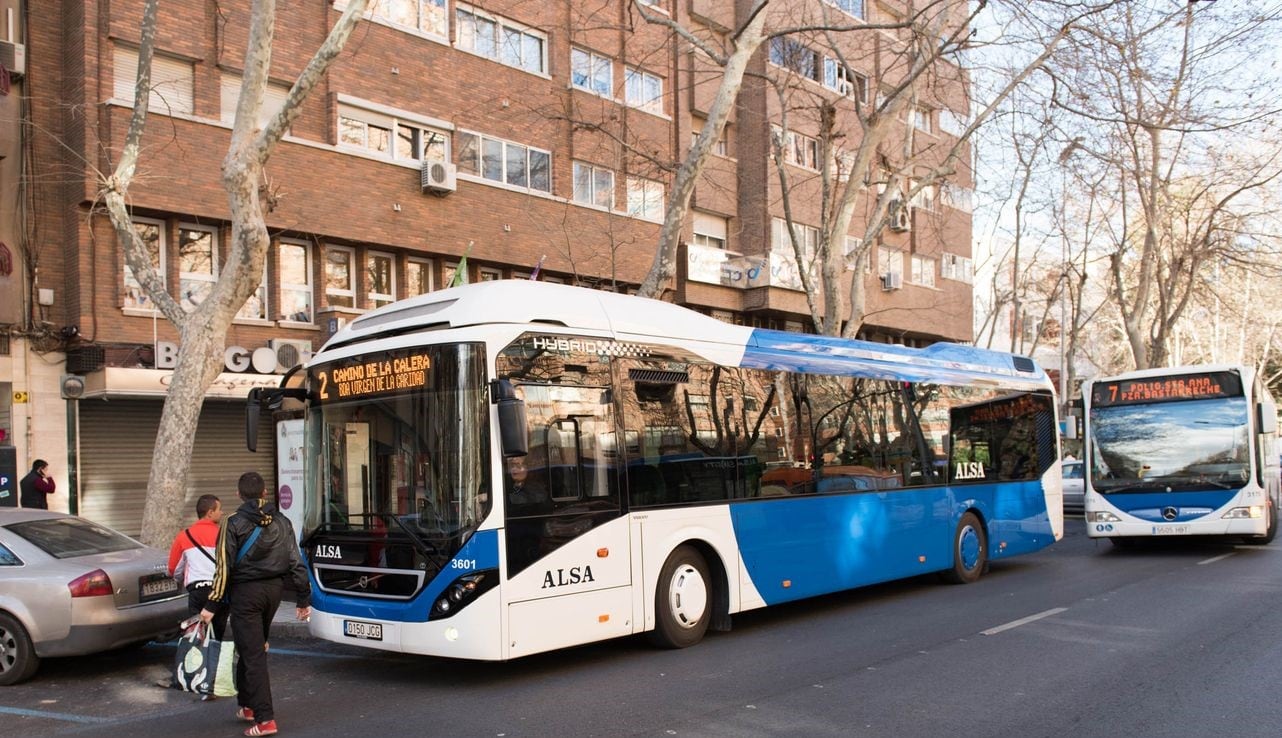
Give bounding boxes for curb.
[272,600,314,640]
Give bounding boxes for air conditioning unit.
[0,40,25,78]
[881,272,903,291]
[887,199,912,232]
[269,338,312,371]
[420,160,457,195]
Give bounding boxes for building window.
[573,162,615,209]
[845,236,865,271]
[909,180,936,210]
[338,104,449,164]
[878,246,904,278]
[571,47,613,97]
[625,67,664,114]
[692,211,728,250]
[178,225,218,312]
[363,0,448,38]
[325,245,356,309]
[457,131,551,193]
[823,59,868,103]
[911,255,936,287]
[911,106,933,133]
[406,257,434,296]
[123,219,165,311]
[479,267,502,281]
[824,0,864,20]
[279,240,313,323]
[940,183,974,213]
[769,38,820,82]
[771,218,818,256]
[626,177,664,222]
[220,73,290,131]
[113,46,194,115]
[443,261,462,287]
[690,116,728,156]
[773,127,819,170]
[941,253,974,284]
[367,251,396,308]
[456,4,546,75]
[238,263,269,322]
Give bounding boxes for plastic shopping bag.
[173,619,237,697]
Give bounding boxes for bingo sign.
[314,351,432,403]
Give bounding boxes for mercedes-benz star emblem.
[1162,507,1178,521]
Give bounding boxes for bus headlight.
[429,570,498,621]
[1222,506,1263,519]
[1088,511,1122,523]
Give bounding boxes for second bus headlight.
[430,571,497,620]
[1221,506,1263,519]
[1088,511,1122,523]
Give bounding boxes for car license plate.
[344,619,383,641]
[139,573,179,602]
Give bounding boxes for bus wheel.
[1242,498,1277,545]
[941,512,987,584]
[648,545,711,649]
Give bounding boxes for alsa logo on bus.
[954,462,986,480]
[315,545,342,559]
[542,565,595,589]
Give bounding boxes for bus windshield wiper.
[1099,480,1173,494]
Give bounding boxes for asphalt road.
[4,518,1282,738]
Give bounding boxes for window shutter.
[693,211,727,241]
[113,46,140,102]
[114,45,193,115]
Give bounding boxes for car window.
[0,542,22,566]
[6,518,141,559]
[1063,462,1083,479]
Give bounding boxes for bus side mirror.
[1259,402,1278,435]
[492,379,528,458]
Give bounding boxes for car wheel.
[940,511,987,584]
[648,545,711,649]
[0,612,40,686]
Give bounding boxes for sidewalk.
[271,598,313,640]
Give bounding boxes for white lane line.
[981,607,1068,636]
[0,705,112,724]
[1198,552,1236,566]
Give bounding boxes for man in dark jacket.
[19,459,55,509]
[201,471,311,737]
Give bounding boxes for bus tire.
[648,545,711,649]
[0,612,40,686]
[1241,497,1277,545]
[941,512,987,584]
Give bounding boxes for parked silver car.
[0,509,187,685]
[1062,460,1085,515]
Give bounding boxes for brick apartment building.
[0,0,975,532]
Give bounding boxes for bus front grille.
[314,564,426,600]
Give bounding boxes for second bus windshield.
[1090,396,1250,492]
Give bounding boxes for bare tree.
[1046,1,1282,370]
[100,0,371,546]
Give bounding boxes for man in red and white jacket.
[168,494,229,639]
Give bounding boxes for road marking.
[981,607,1068,636]
[1198,552,1235,565]
[0,705,112,724]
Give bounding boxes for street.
[4,518,1282,738]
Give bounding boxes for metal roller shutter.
[79,399,276,537]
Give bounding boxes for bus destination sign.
[316,352,432,402]
[1092,370,1242,407]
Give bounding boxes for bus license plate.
[139,574,179,601]
[1151,525,1189,535]
[344,619,383,641]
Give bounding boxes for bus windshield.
[303,343,491,559]
[1090,396,1250,493]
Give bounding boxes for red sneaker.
[245,720,278,736]
[236,707,255,722]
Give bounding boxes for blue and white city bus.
[249,281,1062,659]
[1082,365,1280,546]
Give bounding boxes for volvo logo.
[358,576,370,589]
[1162,506,1179,521]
